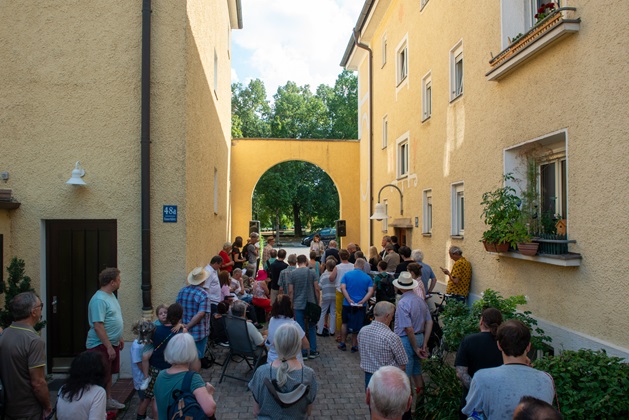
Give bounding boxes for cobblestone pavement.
[120,330,370,419]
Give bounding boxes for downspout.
[352,29,374,246]
[141,0,152,312]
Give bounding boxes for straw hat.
[187,267,210,285]
[393,271,418,291]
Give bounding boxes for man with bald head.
[366,366,412,420]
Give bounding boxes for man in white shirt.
[204,255,223,313]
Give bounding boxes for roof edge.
[340,0,376,67]
[228,0,243,30]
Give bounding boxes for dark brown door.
[46,220,117,372]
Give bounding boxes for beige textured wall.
[230,138,360,248]
[0,0,233,340]
[349,0,629,352]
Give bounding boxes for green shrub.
[0,257,46,330]
[533,349,629,418]
[441,289,551,352]
[415,357,461,420]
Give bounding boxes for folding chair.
[219,315,267,384]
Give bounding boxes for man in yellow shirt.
[441,246,472,300]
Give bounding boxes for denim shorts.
[401,333,425,376]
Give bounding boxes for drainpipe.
[352,29,374,246]
[141,0,152,312]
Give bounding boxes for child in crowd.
[219,270,231,302]
[264,249,277,272]
[131,319,156,420]
[374,260,396,304]
[317,258,337,337]
[210,301,230,346]
[153,304,167,326]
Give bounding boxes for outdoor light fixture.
[370,184,403,221]
[66,161,87,186]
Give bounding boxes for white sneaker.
[106,398,126,410]
[140,376,151,390]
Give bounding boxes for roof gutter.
[350,29,375,247]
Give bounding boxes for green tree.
[318,69,358,139]
[231,79,272,138]
[271,82,329,139]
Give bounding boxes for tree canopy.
[233,70,356,235]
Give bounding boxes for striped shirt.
[318,271,336,302]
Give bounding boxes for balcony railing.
[486,7,581,81]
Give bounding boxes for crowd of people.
[0,232,561,420]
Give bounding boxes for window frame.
[396,36,409,88]
[382,115,388,149]
[420,0,430,12]
[213,167,219,215]
[422,71,432,121]
[450,40,464,101]
[422,189,433,234]
[451,182,465,236]
[382,199,389,232]
[382,33,387,68]
[213,48,219,97]
[396,133,410,179]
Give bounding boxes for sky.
[231,0,363,99]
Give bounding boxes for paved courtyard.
[119,329,370,419]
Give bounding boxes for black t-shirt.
[323,248,340,264]
[269,259,289,290]
[454,331,503,377]
[394,260,415,277]
[232,245,243,269]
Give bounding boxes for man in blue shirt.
[338,259,373,353]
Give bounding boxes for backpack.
[168,371,211,420]
[376,273,396,302]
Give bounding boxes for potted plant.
[480,174,526,252]
[534,3,558,24]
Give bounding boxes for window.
[213,168,219,214]
[423,189,433,234]
[451,183,464,236]
[213,48,218,94]
[504,130,567,233]
[382,34,387,67]
[422,71,432,121]
[450,41,463,101]
[396,134,409,178]
[382,115,388,149]
[396,37,408,86]
[499,1,562,49]
[420,0,430,11]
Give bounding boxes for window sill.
[0,200,20,210]
[396,76,408,88]
[449,93,463,104]
[397,174,408,181]
[450,235,464,240]
[487,251,582,267]
[422,115,431,123]
[486,8,580,81]
[422,233,432,237]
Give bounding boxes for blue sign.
[163,205,177,223]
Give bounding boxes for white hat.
[393,271,418,291]
[187,267,210,286]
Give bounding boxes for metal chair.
[219,315,267,384]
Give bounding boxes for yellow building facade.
[0,0,241,372]
[343,0,629,357]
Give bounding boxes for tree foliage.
[233,71,356,233]
[1,257,46,330]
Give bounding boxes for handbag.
[304,269,321,321]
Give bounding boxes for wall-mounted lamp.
[66,161,87,186]
[370,184,403,221]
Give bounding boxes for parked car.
[301,228,336,246]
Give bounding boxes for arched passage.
[230,138,360,247]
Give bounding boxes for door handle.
[52,296,58,314]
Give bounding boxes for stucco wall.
[230,138,360,248]
[348,0,629,354]
[0,0,233,346]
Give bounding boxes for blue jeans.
[295,309,317,353]
[401,333,425,376]
[195,336,209,359]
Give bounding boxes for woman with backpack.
[153,333,216,419]
[248,323,317,419]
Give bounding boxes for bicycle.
[426,291,452,359]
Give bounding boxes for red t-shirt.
[219,250,233,273]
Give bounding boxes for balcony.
[486,7,581,81]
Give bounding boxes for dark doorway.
[46,220,117,372]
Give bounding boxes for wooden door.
[46,220,117,372]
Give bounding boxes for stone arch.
[230,138,360,247]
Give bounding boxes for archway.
[230,138,360,247]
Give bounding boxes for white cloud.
[232,0,363,98]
